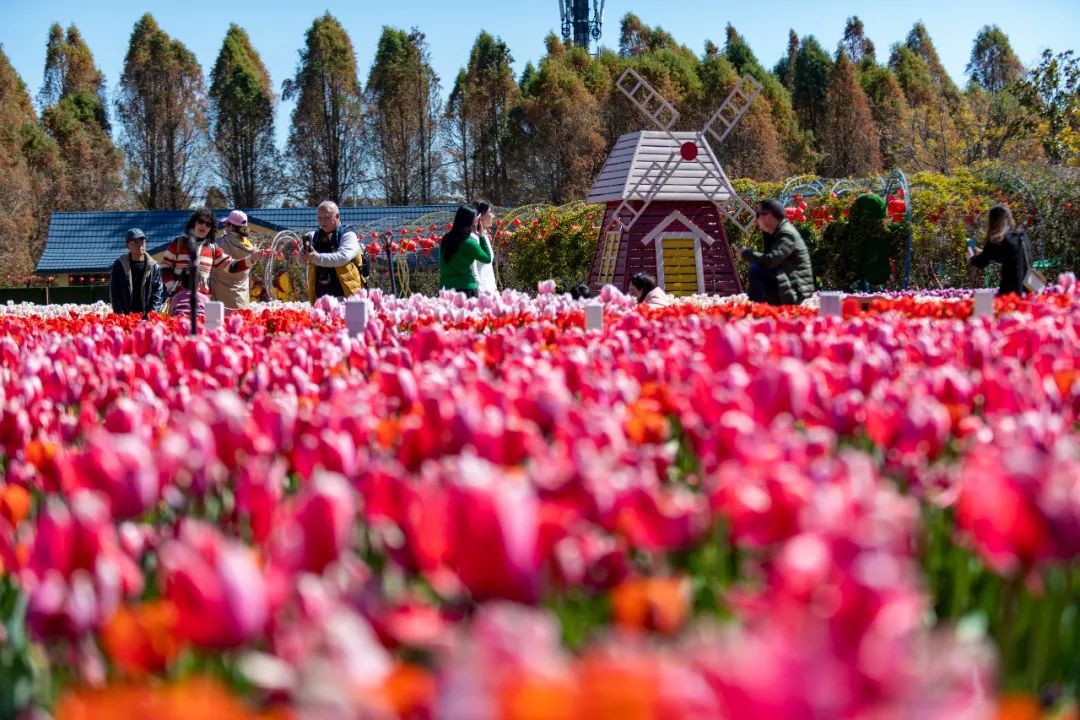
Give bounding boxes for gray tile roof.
[587,131,734,204]
[36,205,457,273]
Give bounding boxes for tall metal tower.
[560,0,605,51]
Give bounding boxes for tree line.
[0,12,1077,278]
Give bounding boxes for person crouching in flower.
[630,273,673,308]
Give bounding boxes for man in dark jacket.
[110,228,166,314]
[739,199,815,305]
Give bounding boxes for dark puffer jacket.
[744,220,815,305]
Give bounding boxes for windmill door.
[657,236,702,296]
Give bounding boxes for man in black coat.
[110,228,166,315]
[739,199,815,306]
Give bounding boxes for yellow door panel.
[661,237,699,296]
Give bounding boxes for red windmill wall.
[588,200,743,296]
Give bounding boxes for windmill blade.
[611,151,682,231]
[714,196,758,234]
[697,172,756,234]
[615,67,681,131]
[694,136,758,234]
[703,74,763,149]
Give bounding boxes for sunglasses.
[195,219,213,228]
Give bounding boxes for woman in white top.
[630,272,673,308]
[473,201,499,294]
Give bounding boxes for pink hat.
[226,210,248,227]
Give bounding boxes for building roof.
[36,205,457,274]
[586,131,734,205]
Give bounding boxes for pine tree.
[448,32,519,203]
[792,35,832,148]
[366,27,444,204]
[446,71,473,201]
[841,16,876,68]
[860,65,912,169]
[618,13,678,57]
[283,13,367,205]
[209,24,280,208]
[964,26,1033,162]
[725,24,814,173]
[905,23,961,102]
[116,14,209,210]
[773,30,799,91]
[820,49,881,176]
[39,23,124,210]
[889,24,969,172]
[967,25,1024,93]
[0,48,62,276]
[514,37,606,204]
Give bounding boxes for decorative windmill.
[587,69,763,297]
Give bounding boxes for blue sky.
[2,0,1077,148]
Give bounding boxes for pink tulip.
[444,462,540,603]
[159,520,269,648]
[234,458,286,544]
[271,472,357,574]
[23,492,140,638]
[78,432,159,520]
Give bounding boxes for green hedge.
[0,286,107,306]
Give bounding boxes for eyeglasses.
[195,219,213,228]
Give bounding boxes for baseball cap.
[226,210,249,227]
[125,228,147,243]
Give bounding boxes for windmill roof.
[586,131,734,205]
[36,205,456,274]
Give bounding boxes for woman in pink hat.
[211,210,258,309]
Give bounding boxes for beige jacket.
[211,230,257,309]
[643,287,673,308]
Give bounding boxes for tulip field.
[2,280,1080,719]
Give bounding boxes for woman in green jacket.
[439,205,492,297]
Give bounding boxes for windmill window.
[598,231,621,284]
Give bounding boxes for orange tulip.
[100,600,185,676]
[369,663,436,717]
[624,399,669,445]
[501,673,581,720]
[576,653,659,720]
[0,484,31,525]
[995,694,1043,720]
[611,576,691,634]
[56,678,261,720]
